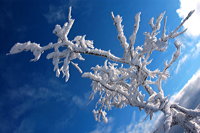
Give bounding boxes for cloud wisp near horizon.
[123,68,200,133]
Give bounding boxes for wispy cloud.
[175,54,189,73]
[191,41,200,57]
[175,41,200,73]
[89,117,113,133]
[156,69,200,132]
[118,112,163,133]
[120,69,200,132]
[177,0,200,37]
[44,4,68,24]
[68,0,79,8]
[44,0,81,24]
[10,85,71,119]
[172,69,200,108]
[0,75,74,133]
[72,93,89,108]
[175,0,200,73]
[169,69,200,132]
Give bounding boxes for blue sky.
[1,0,200,133]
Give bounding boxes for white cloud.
[71,92,91,108]
[44,4,68,23]
[68,0,79,8]
[156,69,200,132]
[175,0,200,73]
[172,69,200,108]
[120,69,200,132]
[191,41,200,57]
[118,112,163,133]
[175,54,189,73]
[177,0,200,37]
[90,125,112,133]
[10,84,71,119]
[169,69,200,132]
[44,0,81,24]
[72,95,87,108]
[89,117,113,133]
[0,75,74,133]
[175,41,200,73]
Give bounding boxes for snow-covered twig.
[111,12,129,60]
[129,12,141,58]
[8,7,198,133]
[171,104,200,118]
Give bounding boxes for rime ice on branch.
[8,7,199,133]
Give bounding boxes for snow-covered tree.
[8,7,200,133]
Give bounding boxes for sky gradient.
[1,0,200,133]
